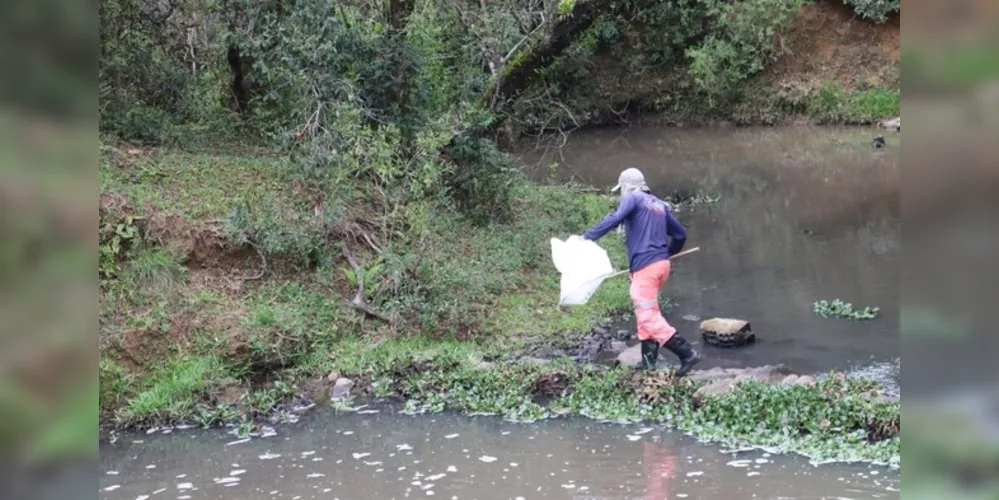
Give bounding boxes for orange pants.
[630,259,677,345]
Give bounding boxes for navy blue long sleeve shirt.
[583,191,687,273]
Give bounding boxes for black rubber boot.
[640,339,660,371]
[663,334,702,377]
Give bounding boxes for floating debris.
[357,409,380,415]
[230,470,246,476]
[102,485,120,492]
[727,459,752,468]
[633,427,654,435]
[352,453,371,460]
[258,452,281,460]
[306,473,325,479]
[446,466,458,472]
[478,456,497,463]
[426,473,446,481]
[747,471,761,477]
[214,477,240,485]
[226,438,251,447]
[105,471,119,476]
[301,451,316,457]
[177,482,194,490]
[686,471,704,477]
[444,434,459,439]
[145,465,156,469]
[397,444,413,451]
[626,435,642,441]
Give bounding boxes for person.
[581,168,701,376]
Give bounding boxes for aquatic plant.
[813,299,880,321]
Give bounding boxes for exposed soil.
[765,0,900,93]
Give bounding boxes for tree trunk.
[486,0,613,111]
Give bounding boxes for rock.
[781,375,800,386]
[693,379,736,401]
[609,341,628,352]
[331,377,354,400]
[616,344,643,368]
[700,318,755,347]
[879,117,900,132]
[326,372,340,383]
[522,357,551,367]
[796,375,815,386]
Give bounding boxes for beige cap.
[611,168,647,192]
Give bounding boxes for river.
[100,408,899,499]
[100,126,900,499]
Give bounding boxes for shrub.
[844,0,899,23]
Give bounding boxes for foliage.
[685,0,803,107]
[99,212,141,282]
[844,0,899,24]
[814,299,880,321]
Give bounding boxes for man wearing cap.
[581,168,701,376]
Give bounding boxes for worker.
[581,168,701,376]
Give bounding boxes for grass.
[806,84,900,124]
[98,146,899,467]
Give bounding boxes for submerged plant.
[814,299,880,321]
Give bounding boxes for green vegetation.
[844,0,899,24]
[814,299,880,321]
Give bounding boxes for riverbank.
[99,143,899,467]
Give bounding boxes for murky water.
[100,408,899,500]
[518,127,900,390]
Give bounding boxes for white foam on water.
[444,434,459,439]
[727,459,752,468]
[230,470,246,476]
[214,477,240,485]
[446,466,457,472]
[152,488,166,495]
[106,471,119,476]
[686,471,704,477]
[397,444,414,451]
[626,435,642,441]
[226,438,251,446]
[306,473,325,478]
[259,452,281,460]
[102,485,120,492]
[176,483,193,490]
[352,452,371,460]
[478,456,497,463]
[426,473,446,481]
[145,465,156,469]
[136,495,150,500]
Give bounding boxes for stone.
[522,357,551,367]
[331,377,354,400]
[693,379,736,401]
[781,375,800,386]
[616,344,643,368]
[326,372,340,383]
[699,318,755,347]
[796,375,816,386]
[609,341,628,352]
[879,117,900,132]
